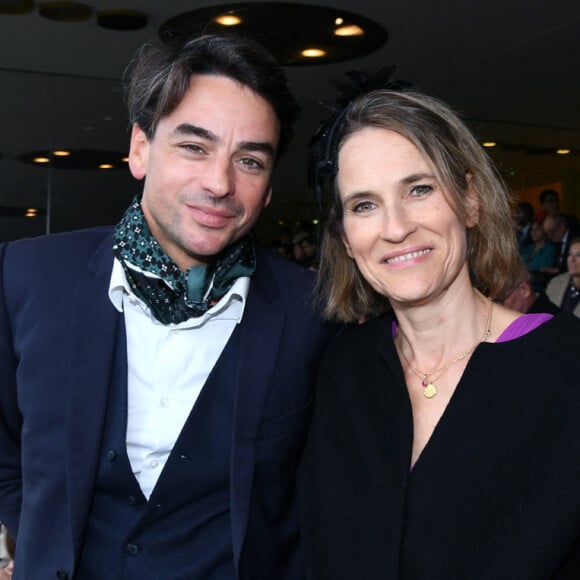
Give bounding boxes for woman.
[299,83,580,579]
[546,237,580,316]
[520,219,556,291]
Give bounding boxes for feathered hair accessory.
[308,65,413,209]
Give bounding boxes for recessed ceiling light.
[215,14,242,26]
[482,141,497,148]
[21,149,129,170]
[159,3,387,66]
[556,148,571,155]
[335,25,364,37]
[301,48,326,58]
[0,205,46,218]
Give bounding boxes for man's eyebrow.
[239,141,276,158]
[172,123,275,157]
[172,123,217,141]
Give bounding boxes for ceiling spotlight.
[482,141,497,148]
[556,148,571,155]
[215,13,241,26]
[159,4,387,66]
[0,205,45,218]
[335,24,364,37]
[301,48,326,58]
[21,149,128,169]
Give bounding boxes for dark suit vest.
[76,317,240,579]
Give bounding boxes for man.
[538,188,579,231]
[502,262,561,315]
[537,188,561,222]
[515,200,534,252]
[0,34,334,579]
[543,212,579,275]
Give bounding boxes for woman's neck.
[393,288,491,370]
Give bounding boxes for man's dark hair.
[517,200,534,224]
[124,34,300,159]
[539,188,559,205]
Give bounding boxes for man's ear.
[263,186,273,209]
[465,173,480,228]
[520,282,532,298]
[128,124,149,180]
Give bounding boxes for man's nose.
[201,156,233,198]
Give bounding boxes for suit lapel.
[66,233,121,556]
[230,254,285,569]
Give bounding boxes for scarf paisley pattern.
[113,196,256,324]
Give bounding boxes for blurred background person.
[537,188,579,231]
[543,212,579,276]
[545,237,580,317]
[502,261,561,315]
[515,200,534,252]
[520,219,555,291]
[292,231,318,270]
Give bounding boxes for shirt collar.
[108,257,249,325]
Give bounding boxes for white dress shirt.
[108,258,249,499]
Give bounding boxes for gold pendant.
[423,383,437,398]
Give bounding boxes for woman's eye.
[352,200,376,213]
[409,184,433,197]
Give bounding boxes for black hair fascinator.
[308,65,413,210]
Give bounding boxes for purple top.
[496,313,553,342]
[391,313,553,342]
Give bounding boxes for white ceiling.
[1,0,580,241]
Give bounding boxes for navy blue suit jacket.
[0,227,334,579]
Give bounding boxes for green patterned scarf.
[113,196,256,324]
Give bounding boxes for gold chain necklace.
[398,299,494,399]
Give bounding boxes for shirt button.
[126,543,140,556]
[160,398,169,408]
[106,449,116,462]
[150,459,159,468]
